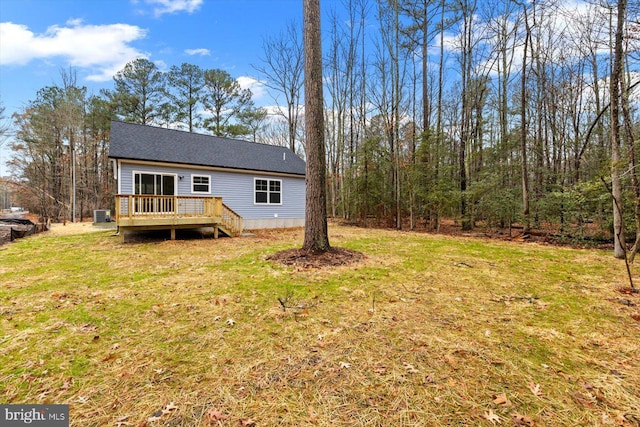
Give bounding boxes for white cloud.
[439,33,459,53]
[154,59,168,71]
[145,0,203,17]
[0,21,148,82]
[237,76,268,101]
[66,18,83,26]
[185,48,210,56]
[263,105,288,117]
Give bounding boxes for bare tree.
[373,0,406,229]
[611,0,627,259]
[253,22,304,153]
[519,0,532,237]
[455,0,481,230]
[0,102,10,170]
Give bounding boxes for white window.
[192,175,211,194]
[255,178,282,205]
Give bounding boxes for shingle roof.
[109,121,306,176]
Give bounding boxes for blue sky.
[0,0,312,174]
[0,0,306,109]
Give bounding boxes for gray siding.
[118,161,305,221]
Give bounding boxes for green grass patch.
[0,224,638,426]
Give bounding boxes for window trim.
[254,178,282,205]
[191,174,211,194]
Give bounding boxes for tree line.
[5,62,266,221]
[316,0,639,255]
[321,1,637,240]
[5,0,640,255]
[109,60,267,139]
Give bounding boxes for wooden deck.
[115,195,242,241]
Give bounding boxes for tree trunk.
[611,0,626,259]
[459,0,475,231]
[623,63,640,263]
[393,0,401,230]
[520,3,531,238]
[303,0,330,252]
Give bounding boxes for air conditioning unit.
[93,209,111,223]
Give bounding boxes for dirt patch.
[267,246,364,268]
[47,221,109,236]
[0,220,108,246]
[0,219,39,246]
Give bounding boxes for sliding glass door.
[134,172,176,213]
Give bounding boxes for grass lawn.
[0,223,639,426]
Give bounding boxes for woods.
[5,0,640,251]
[9,71,113,222]
[318,0,640,247]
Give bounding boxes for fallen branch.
[400,284,422,294]
[455,262,473,268]
[490,294,539,303]
[277,290,318,312]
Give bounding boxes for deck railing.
[115,195,222,219]
[115,195,242,236]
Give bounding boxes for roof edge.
[111,157,306,178]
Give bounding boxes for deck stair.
[218,203,243,237]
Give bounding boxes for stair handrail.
[221,203,243,236]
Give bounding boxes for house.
[108,120,306,241]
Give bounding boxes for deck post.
[214,226,219,239]
[174,195,178,223]
[170,227,176,240]
[216,197,220,216]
